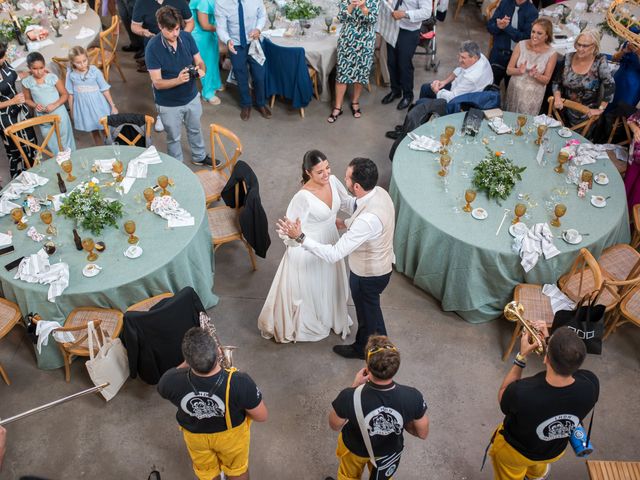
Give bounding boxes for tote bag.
[86,321,129,401]
[551,292,605,354]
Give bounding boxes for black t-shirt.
[332,382,427,457]
[132,0,192,36]
[501,370,599,461]
[158,368,262,434]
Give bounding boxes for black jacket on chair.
[220,160,271,258]
[121,287,203,385]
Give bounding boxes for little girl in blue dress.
[22,51,75,153]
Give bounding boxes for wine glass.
[579,19,588,31]
[463,189,476,212]
[112,142,121,160]
[554,151,569,173]
[512,203,527,224]
[535,125,548,145]
[61,160,76,181]
[40,210,56,235]
[81,237,98,262]
[143,187,155,210]
[551,203,567,227]
[438,154,451,177]
[445,125,456,140]
[586,0,595,12]
[324,16,333,33]
[51,18,61,37]
[124,220,139,244]
[157,175,171,196]
[515,115,527,136]
[268,11,277,29]
[112,159,124,182]
[11,208,27,230]
[439,134,449,154]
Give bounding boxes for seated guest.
[624,110,640,215]
[487,0,538,86]
[609,36,640,111]
[504,17,556,115]
[551,29,615,129]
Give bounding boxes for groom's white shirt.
[301,188,384,264]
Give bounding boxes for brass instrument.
[199,312,236,368]
[504,302,547,355]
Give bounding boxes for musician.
[325,335,429,480]
[158,327,268,480]
[488,326,599,480]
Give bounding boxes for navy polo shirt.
[145,31,199,107]
[132,0,192,38]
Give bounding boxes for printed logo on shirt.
[365,407,403,437]
[536,414,579,441]
[180,392,226,419]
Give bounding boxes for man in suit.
[278,158,395,359]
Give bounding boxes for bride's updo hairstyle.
[302,149,328,184]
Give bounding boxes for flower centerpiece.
[283,0,321,20]
[59,181,124,235]
[472,147,526,201]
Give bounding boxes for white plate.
[562,229,582,245]
[471,207,488,220]
[82,263,101,277]
[594,172,609,185]
[590,195,607,208]
[509,222,528,237]
[558,128,572,138]
[124,245,143,259]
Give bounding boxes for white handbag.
[86,321,129,401]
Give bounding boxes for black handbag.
[551,291,605,354]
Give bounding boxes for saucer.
[558,128,572,138]
[471,207,488,220]
[590,195,607,208]
[562,229,582,245]
[124,245,143,259]
[82,263,101,277]
[594,172,609,185]
[509,222,528,237]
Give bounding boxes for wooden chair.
[587,460,640,479]
[505,248,603,360]
[89,15,125,82]
[485,0,501,20]
[52,57,70,84]
[607,116,632,146]
[0,298,22,385]
[454,0,468,19]
[99,115,154,146]
[207,181,257,271]
[50,307,123,382]
[5,114,63,169]
[602,275,640,338]
[309,67,320,100]
[196,124,242,205]
[597,244,640,284]
[632,204,640,250]
[547,96,602,137]
[127,293,174,312]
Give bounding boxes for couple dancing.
[258,152,395,359]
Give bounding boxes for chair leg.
[603,310,621,339]
[300,108,304,118]
[0,363,10,385]
[270,95,275,108]
[114,58,127,82]
[608,118,620,144]
[242,239,257,271]
[502,321,522,361]
[365,82,371,93]
[62,350,71,382]
[454,0,464,19]
[311,74,320,100]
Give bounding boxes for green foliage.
[59,183,124,235]
[472,147,527,201]
[283,0,321,20]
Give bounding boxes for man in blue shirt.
[215,0,270,121]
[145,6,212,165]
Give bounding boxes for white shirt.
[436,54,494,102]
[396,0,432,31]
[302,189,384,264]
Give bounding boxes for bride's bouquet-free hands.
[277,216,302,239]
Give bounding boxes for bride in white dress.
[258,150,352,342]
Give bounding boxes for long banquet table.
[390,112,631,323]
[0,146,218,369]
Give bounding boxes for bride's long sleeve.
[280,193,309,248]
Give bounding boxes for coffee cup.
[565,229,579,243]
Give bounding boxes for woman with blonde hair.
[504,17,557,115]
[552,28,615,128]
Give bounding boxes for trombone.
[504,302,547,356]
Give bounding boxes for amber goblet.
[143,187,155,210]
[550,203,567,227]
[157,175,171,196]
[463,189,476,213]
[124,220,139,244]
[11,208,26,230]
[512,203,527,224]
[444,125,455,140]
[61,160,76,182]
[438,154,451,177]
[554,151,570,174]
[112,160,124,183]
[81,237,98,262]
[439,134,450,154]
[535,124,548,145]
[515,115,527,136]
[40,210,56,235]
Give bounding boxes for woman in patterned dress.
[327,0,379,123]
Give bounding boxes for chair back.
[100,113,154,147]
[547,96,601,136]
[5,114,63,168]
[563,248,603,299]
[52,57,70,84]
[263,38,314,109]
[209,123,242,180]
[632,204,640,249]
[97,15,120,81]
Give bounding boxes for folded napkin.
[35,320,75,354]
[76,27,95,40]
[0,196,21,216]
[573,144,613,167]
[542,284,576,314]
[15,249,70,302]
[513,223,560,273]
[0,232,12,246]
[261,28,286,37]
[488,117,512,134]
[533,114,562,128]
[94,158,116,173]
[406,132,442,152]
[27,39,54,52]
[151,195,194,227]
[249,39,265,66]
[50,193,67,211]
[1,171,48,200]
[125,145,162,179]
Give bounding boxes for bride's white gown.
[258,175,352,342]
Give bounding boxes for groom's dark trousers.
[350,271,392,353]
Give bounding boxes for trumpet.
[199,312,236,368]
[504,301,547,355]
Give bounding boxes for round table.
[0,146,218,369]
[390,112,631,323]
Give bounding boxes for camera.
[569,424,594,457]
[186,64,199,79]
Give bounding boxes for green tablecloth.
[0,146,218,369]
[390,112,630,323]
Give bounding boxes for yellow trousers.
[335,433,395,480]
[489,425,564,480]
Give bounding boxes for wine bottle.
[56,173,67,193]
[11,18,24,46]
[72,229,83,251]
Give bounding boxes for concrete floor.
[1,4,640,480]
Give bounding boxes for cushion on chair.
[197,170,226,201]
[65,308,122,349]
[207,207,241,240]
[513,284,555,326]
[598,244,640,281]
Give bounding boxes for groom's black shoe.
[381,91,402,104]
[333,344,365,359]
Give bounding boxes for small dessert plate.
[558,127,572,138]
[509,222,528,237]
[82,263,101,277]
[124,245,143,259]
[562,229,582,245]
[471,207,488,220]
[594,172,609,185]
[590,195,607,208]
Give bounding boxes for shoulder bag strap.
[353,384,377,468]
[224,367,237,430]
[87,321,102,361]
[586,408,595,446]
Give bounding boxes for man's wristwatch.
[295,232,306,244]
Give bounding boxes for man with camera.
[325,335,429,480]
[145,6,213,166]
[488,326,599,480]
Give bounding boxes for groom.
[278,158,395,359]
